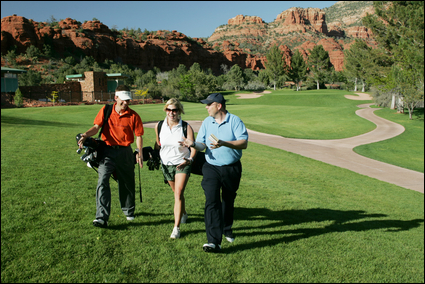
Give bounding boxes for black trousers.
[201,160,242,245]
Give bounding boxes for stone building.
[66,71,129,102]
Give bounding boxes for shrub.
[244,81,266,91]
[14,88,24,107]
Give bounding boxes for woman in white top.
[155,98,196,239]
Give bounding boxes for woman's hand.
[176,158,192,170]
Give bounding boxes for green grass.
[224,89,376,139]
[354,108,424,173]
[1,90,424,283]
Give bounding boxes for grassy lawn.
[354,108,424,173]
[1,90,423,283]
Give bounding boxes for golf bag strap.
[98,104,113,139]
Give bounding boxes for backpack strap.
[98,104,113,139]
[157,120,188,142]
[182,120,188,138]
[157,120,164,140]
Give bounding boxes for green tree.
[225,64,245,91]
[25,45,41,59]
[264,45,287,90]
[43,43,55,57]
[175,64,188,76]
[363,1,424,119]
[14,88,23,107]
[179,73,195,101]
[187,63,216,101]
[288,49,307,91]
[258,69,270,87]
[343,40,375,92]
[18,70,42,86]
[5,49,17,66]
[64,56,75,65]
[307,45,333,89]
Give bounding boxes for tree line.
[3,1,423,118]
[263,1,423,119]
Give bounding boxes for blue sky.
[1,1,337,38]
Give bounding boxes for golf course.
[1,89,423,283]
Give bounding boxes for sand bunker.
[344,93,373,100]
[236,90,271,99]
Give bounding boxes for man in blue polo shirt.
[181,93,248,252]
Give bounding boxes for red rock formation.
[228,15,265,25]
[1,15,251,75]
[279,45,292,67]
[2,1,378,75]
[345,26,373,39]
[275,7,328,34]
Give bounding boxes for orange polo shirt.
[94,103,144,146]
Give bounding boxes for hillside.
[1,1,376,74]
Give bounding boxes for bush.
[26,45,41,58]
[14,88,24,108]
[244,81,265,91]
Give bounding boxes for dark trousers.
[201,160,242,245]
[95,146,135,221]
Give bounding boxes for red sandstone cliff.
[1,15,254,75]
[2,3,376,74]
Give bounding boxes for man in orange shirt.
[78,85,144,228]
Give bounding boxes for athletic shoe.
[180,212,188,224]
[93,219,108,228]
[126,216,135,221]
[224,232,235,243]
[203,243,221,253]
[225,236,235,243]
[170,227,180,239]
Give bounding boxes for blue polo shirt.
[196,112,248,166]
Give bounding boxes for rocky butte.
[1,3,376,73]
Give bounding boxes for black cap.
[200,93,226,105]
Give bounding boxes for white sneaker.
[170,227,180,239]
[203,243,221,252]
[126,216,135,221]
[225,236,235,243]
[180,212,188,224]
[93,219,108,228]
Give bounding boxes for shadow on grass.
[106,213,205,231]
[1,115,77,127]
[412,108,424,121]
[225,207,423,253]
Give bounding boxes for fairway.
[1,90,423,283]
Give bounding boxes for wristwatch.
[187,158,193,164]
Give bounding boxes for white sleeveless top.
[159,118,190,165]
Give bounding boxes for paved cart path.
[144,93,424,193]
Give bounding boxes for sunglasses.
[166,108,179,113]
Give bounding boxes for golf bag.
[76,104,116,180]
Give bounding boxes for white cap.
[115,91,132,100]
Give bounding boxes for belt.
[107,145,129,149]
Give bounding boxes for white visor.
[116,91,132,100]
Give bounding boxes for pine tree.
[307,45,333,90]
[288,49,307,91]
[264,45,287,90]
[343,40,377,92]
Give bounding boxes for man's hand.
[209,139,222,149]
[78,133,88,149]
[136,153,143,168]
[179,137,194,148]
